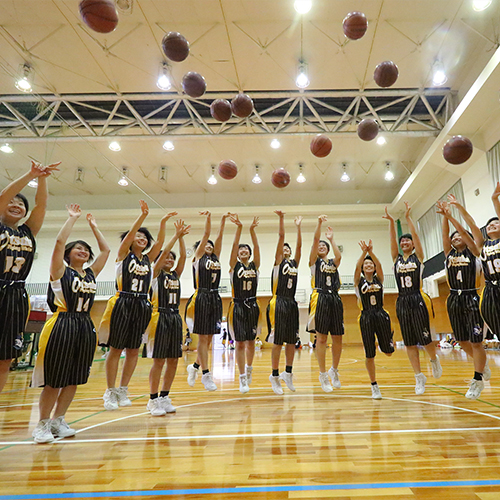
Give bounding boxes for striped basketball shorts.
[447,291,484,343]
[480,283,500,338]
[266,295,299,345]
[396,292,433,346]
[307,289,344,336]
[145,308,183,359]
[228,298,260,342]
[359,308,394,358]
[185,289,222,335]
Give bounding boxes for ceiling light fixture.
[294,0,312,14]
[473,0,492,11]
[163,140,174,151]
[109,141,121,152]
[118,167,129,186]
[384,161,394,181]
[340,163,350,183]
[0,143,13,154]
[157,62,172,91]
[15,63,33,93]
[432,60,447,86]
[297,164,306,183]
[377,136,386,145]
[159,166,167,182]
[252,165,262,184]
[28,179,38,188]
[270,138,281,149]
[296,61,310,89]
[208,165,217,185]
[75,167,84,184]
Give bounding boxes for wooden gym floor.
[1,344,500,500]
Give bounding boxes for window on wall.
[417,180,466,260]
[487,140,500,186]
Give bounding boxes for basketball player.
[0,160,60,394]
[99,201,177,410]
[145,219,190,416]
[354,240,394,399]
[436,200,489,399]
[186,211,231,391]
[228,214,261,394]
[32,205,110,443]
[267,210,302,395]
[307,215,344,392]
[383,203,442,395]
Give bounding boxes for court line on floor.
[3,479,500,499]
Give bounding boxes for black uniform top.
[47,266,97,313]
[151,270,180,309]
[356,275,384,311]
[0,223,35,281]
[481,238,500,283]
[116,252,151,294]
[394,253,423,295]
[231,261,258,299]
[446,247,481,290]
[272,258,298,298]
[193,253,221,290]
[310,257,340,293]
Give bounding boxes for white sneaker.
[159,396,176,413]
[371,384,382,400]
[269,374,283,395]
[51,416,76,438]
[328,367,341,388]
[147,398,166,416]
[415,373,427,395]
[465,379,485,400]
[245,365,253,385]
[319,372,333,393]
[239,374,250,394]
[187,364,199,387]
[201,372,217,391]
[103,388,119,410]
[430,356,442,379]
[279,371,296,392]
[33,419,54,444]
[116,386,132,407]
[483,359,491,381]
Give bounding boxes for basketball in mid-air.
[231,94,254,118]
[374,61,399,88]
[162,32,189,62]
[218,160,238,179]
[342,12,368,40]
[443,136,473,165]
[357,119,379,141]
[271,168,291,188]
[310,134,332,158]
[79,0,118,34]
[182,72,206,98]
[210,99,232,122]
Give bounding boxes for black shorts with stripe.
[307,290,344,336]
[228,298,259,342]
[36,312,96,388]
[396,292,433,347]
[266,295,299,345]
[185,289,222,335]
[447,291,484,343]
[151,308,183,359]
[360,309,394,358]
[0,282,29,361]
[480,283,500,338]
[109,292,152,350]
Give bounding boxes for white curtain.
[487,140,500,186]
[417,180,466,260]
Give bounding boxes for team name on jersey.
[0,231,34,253]
[164,278,180,290]
[360,281,381,294]
[320,261,337,273]
[237,267,257,279]
[128,260,150,276]
[282,262,298,276]
[481,241,500,258]
[447,255,471,267]
[396,261,417,273]
[205,259,221,271]
[71,276,97,294]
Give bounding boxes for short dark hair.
[238,243,252,257]
[64,240,94,264]
[361,255,376,275]
[168,250,177,260]
[283,242,291,250]
[399,233,413,244]
[450,230,473,239]
[120,227,153,251]
[486,217,499,227]
[15,193,29,214]
[319,239,330,252]
[194,239,215,250]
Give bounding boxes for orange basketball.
[162,32,189,62]
[443,136,473,165]
[231,93,254,118]
[182,72,206,98]
[310,134,332,158]
[357,119,379,141]
[218,160,238,179]
[374,61,399,88]
[271,168,291,188]
[343,12,368,40]
[210,99,232,122]
[79,0,118,34]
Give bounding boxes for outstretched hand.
[325,226,333,240]
[86,213,97,228]
[229,213,242,226]
[436,200,450,217]
[139,200,149,216]
[250,216,259,230]
[30,160,61,179]
[67,204,81,219]
[162,211,178,222]
[492,181,500,200]
[294,216,303,226]
[382,206,394,222]
[274,210,285,218]
[404,201,411,219]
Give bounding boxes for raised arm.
[382,207,399,262]
[448,193,484,248]
[148,211,178,262]
[436,201,452,256]
[404,202,424,262]
[441,202,480,257]
[354,240,369,286]
[325,225,342,269]
[50,204,81,281]
[213,212,231,258]
[309,215,327,267]
[229,213,243,271]
[87,214,111,277]
[367,241,384,284]
[294,216,303,266]
[250,216,260,270]
[274,210,285,265]
[492,182,500,219]
[175,224,190,277]
[194,211,211,261]
[117,200,149,261]
[153,220,189,278]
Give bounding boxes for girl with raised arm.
[99,201,177,410]
[383,203,442,395]
[228,214,261,394]
[185,211,230,391]
[0,160,60,394]
[436,200,488,399]
[146,220,190,416]
[354,240,394,399]
[307,215,344,392]
[32,205,110,443]
[267,211,302,395]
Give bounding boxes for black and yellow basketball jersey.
[394,253,422,294]
[310,257,340,292]
[151,270,180,309]
[272,258,298,298]
[116,252,151,294]
[446,247,481,290]
[356,275,384,311]
[481,238,500,283]
[47,266,97,313]
[0,223,35,281]
[193,253,221,290]
[231,261,258,299]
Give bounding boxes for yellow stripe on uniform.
[307,290,319,332]
[227,301,235,340]
[31,312,59,387]
[268,295,277,332]
[98,292,119,345]
[145,309,160,358]
[422,291,435,322]
[185,290,198,334]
